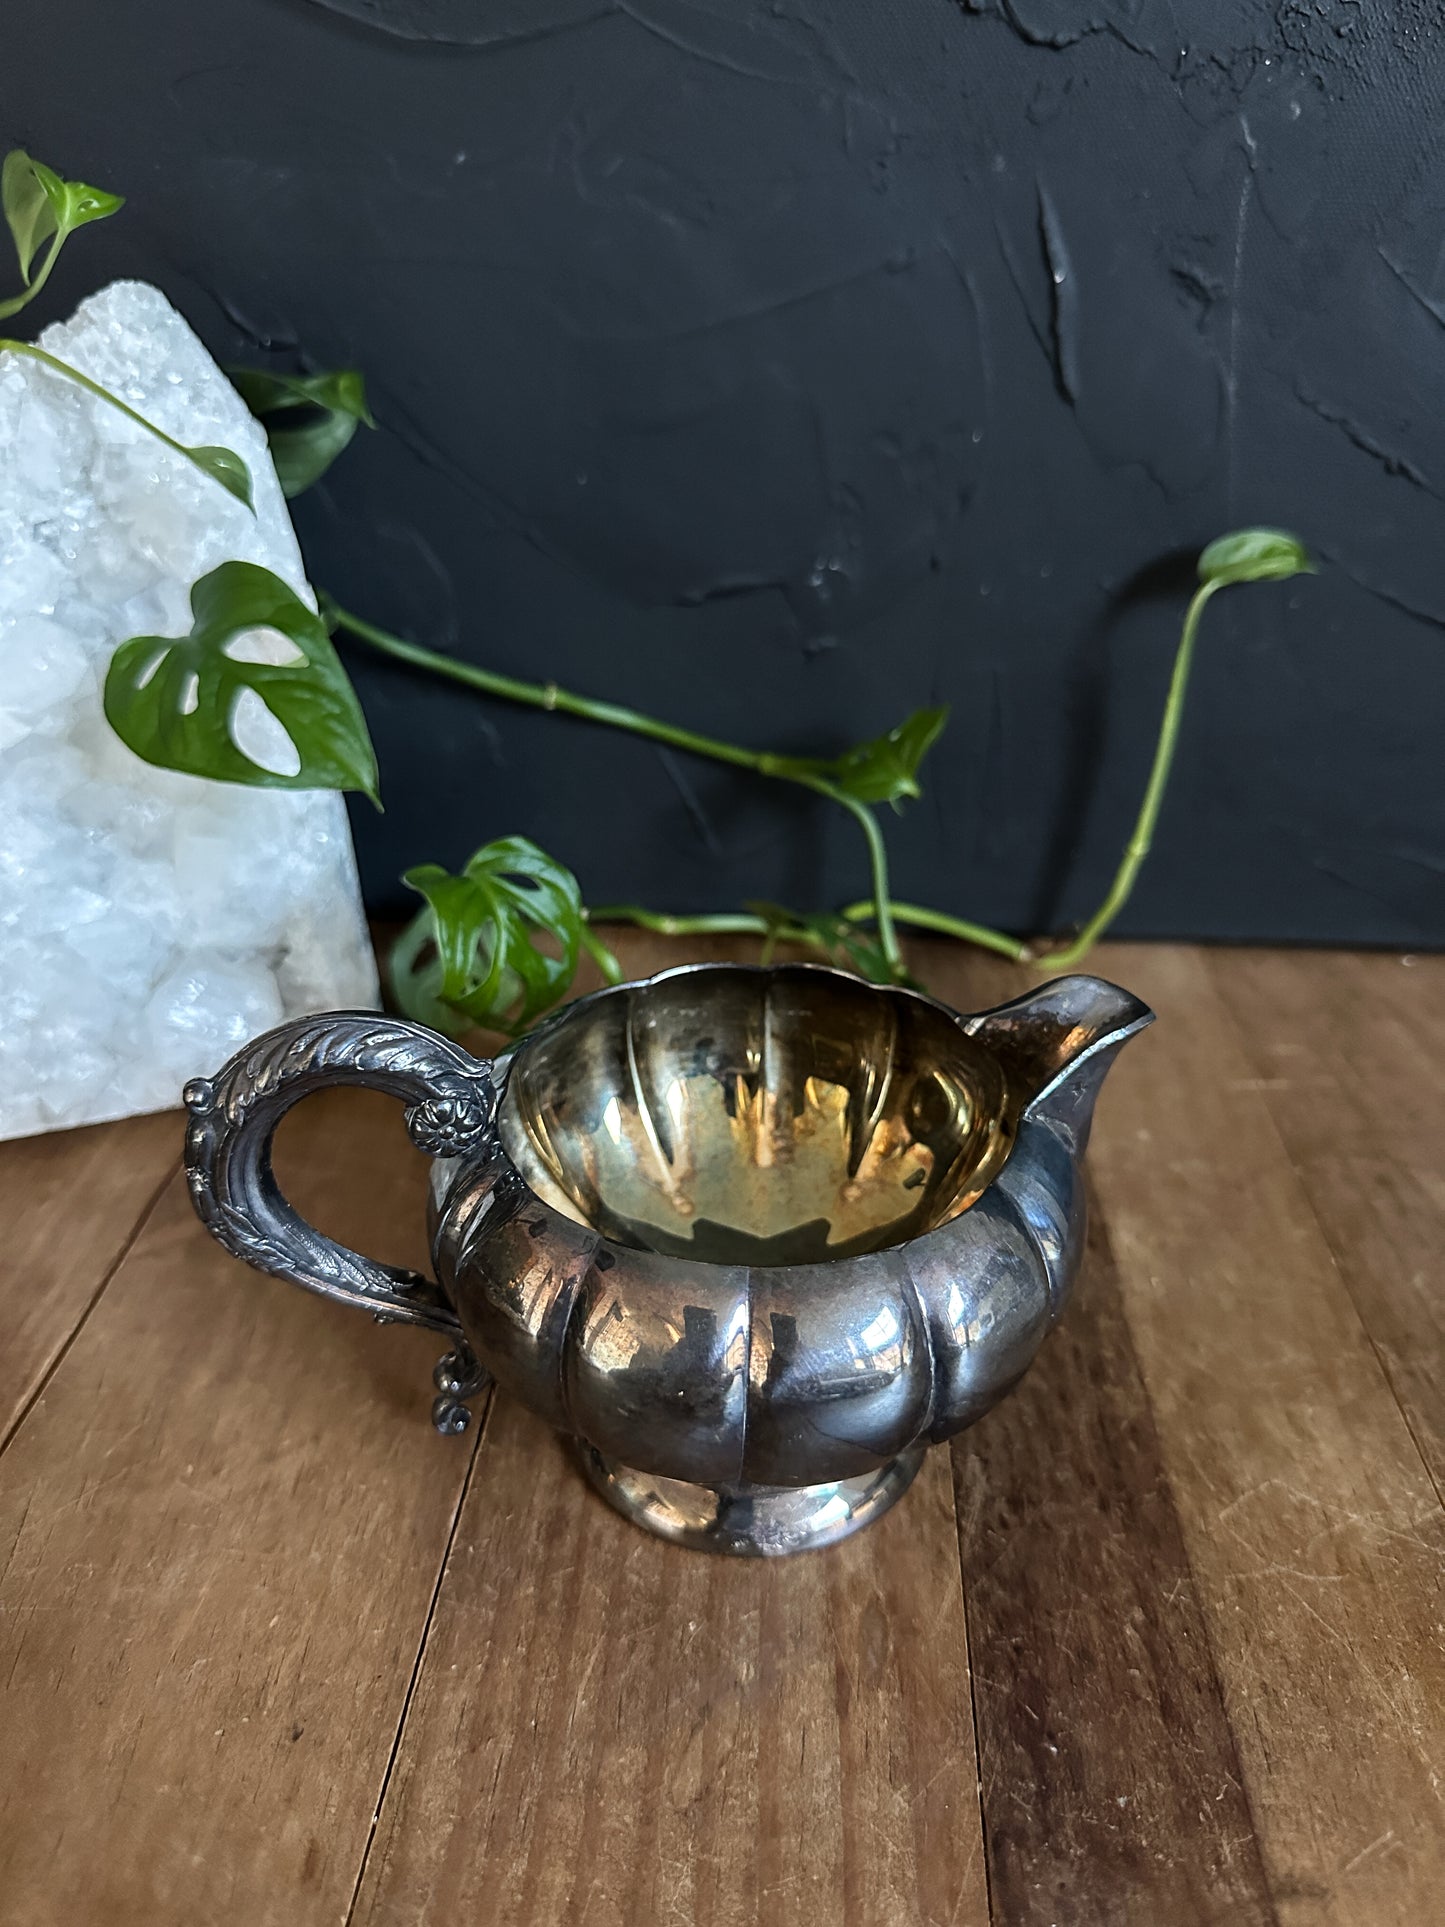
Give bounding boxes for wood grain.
[351,1394,989,1927]
[1208,950,1445,1500]
[953,1203,1274,1927]
[1083,943,1445,1927]
[0,1109,179,1446]
[4,938,1445,1927]
[0,1089,476,1927]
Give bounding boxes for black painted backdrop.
[5,0,1443,941]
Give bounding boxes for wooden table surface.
[2,937,1442,1927]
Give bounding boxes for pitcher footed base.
[577,1443,926,1556]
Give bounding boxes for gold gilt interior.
[497,967,1015,1266]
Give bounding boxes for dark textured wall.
[6,0,1443,941]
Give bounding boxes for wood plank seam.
[1205,974,1445,1523]
[1089,1259,1286,1927]
[1291,1213,1445,1521]
[955,1191,1280,1927]
[1087,944,1445,1923]
[1163,1549,1283,1927]
[1,1087,484,1924]
[1087,1206,1284,1927]
[345,1393,991,1926]
[342,1390,493,1927]
[0,1154,177,1460]
[7,942,1440,1925]
[1209,956,1445,1522]
[953,1495,996,1927]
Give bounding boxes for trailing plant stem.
[330,601,904,974]
[842,899,1030,963]
[1043,578,1220,968]
[331,602,796,776]
[811,783,901,974]
[3,339,195,468]
[591,903,843,968]
[589,906,771,938]
[5,235,61,315]
[330,562,1254,984]
[576,920,624,985]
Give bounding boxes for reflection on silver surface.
[186,964,1153,1556]
[578,1442,929,1557]
[449,965,1153,1549]
[499,968,1014,1264]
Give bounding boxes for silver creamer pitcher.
[183,964,1151,1555]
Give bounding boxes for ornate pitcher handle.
[183,1011,498,1364]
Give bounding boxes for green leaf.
[1,150,122,314]
[1198,528,1314,588]
[53,175,124,232]
[228,366,374,497]
[827,706,950,806]
[0,337,255,510]
[392,838,587,1037]
[103,560,379,802]
[746,902,900,985]
[781,706,949,809]
[185,444,254,510]
[3,151,59,284]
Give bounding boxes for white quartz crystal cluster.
[0,281,378,1141]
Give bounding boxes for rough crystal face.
[0,280,379,1141]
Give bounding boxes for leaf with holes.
[392,838,587,1037]
[228,367,374,497]
[1,149,122,316]
[103,560,379,801]
[776,706,949,810]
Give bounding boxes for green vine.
[1,152,254,508]
[4,147,1317,1038]
[1042,530,1315,966]
[321,595,950,980]
[0,149,122,320]
[0,338,255,508]
[323,536,1311,1009]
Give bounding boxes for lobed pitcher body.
[184,964,1151,1555]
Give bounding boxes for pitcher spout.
[964,974,1154,1152]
